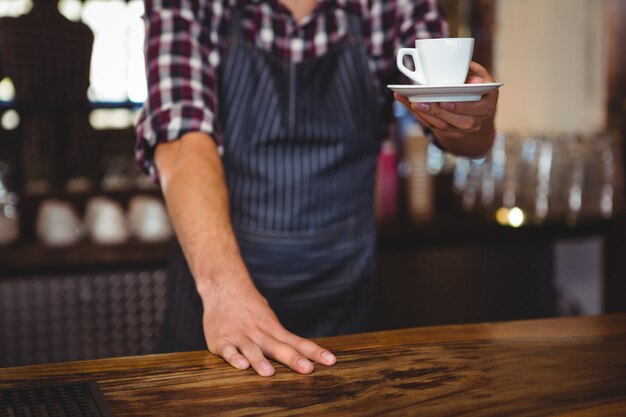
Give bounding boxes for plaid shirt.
[136,0,449,180]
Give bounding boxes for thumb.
[467,61,495,83]
[466,75,486,84]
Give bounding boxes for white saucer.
[388,82,503,103]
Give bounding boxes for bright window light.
[0,0,31,17]
[126,0,147,103]
[1,0,147,107]
[82,0,128,102]
[0,78,16,101]
[89,109,135,130]
[58,0,82,21]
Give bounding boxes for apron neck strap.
[230,7,243,39]
[346,12,362,38]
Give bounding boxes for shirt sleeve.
[135,0,219,181]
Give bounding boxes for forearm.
[155,132,254,296]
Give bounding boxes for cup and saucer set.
[388,38,503,103]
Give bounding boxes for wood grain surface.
[1,314,625,416]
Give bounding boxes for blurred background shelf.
[0,239,171,276]
[2,214,620,277]
[378,216,621,250]
[14,189,163,241]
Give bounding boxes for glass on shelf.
[36,199,84,247]
[451,130,624,227]
[100,155,137,192]
[375,139,399,223]
[404,124,434,223]
[0,161,19,245]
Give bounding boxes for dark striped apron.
[161,8,383,352]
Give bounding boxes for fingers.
[257,333,315,375]
[212,337,275,377]
[394,92,494,125]
[412,106,453,130]
[279,332,337,366]
[394,92,412,109]
[414,102,488,131]
[437,97,497,118]
[210,331,336,377]
[212,340,250,370]
[401,99,486,132]
[466,75,486,84]
[239,338,276,377]
[202,283,337,377]
[253,329,337,375]
[468,61,495,82]
[394,93,450,130]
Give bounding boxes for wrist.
[436,121,495,158]
[194,252,254,299]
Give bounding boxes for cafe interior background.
[0,0,624,368]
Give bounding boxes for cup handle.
[397,48,425,85]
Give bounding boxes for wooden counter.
[2,314,625,416]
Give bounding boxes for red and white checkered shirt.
[136,0,449,180]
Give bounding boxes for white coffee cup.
[84,197,130,245]
[36,200,84,247]
[397,38,474,85]
[128,195,173,243]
